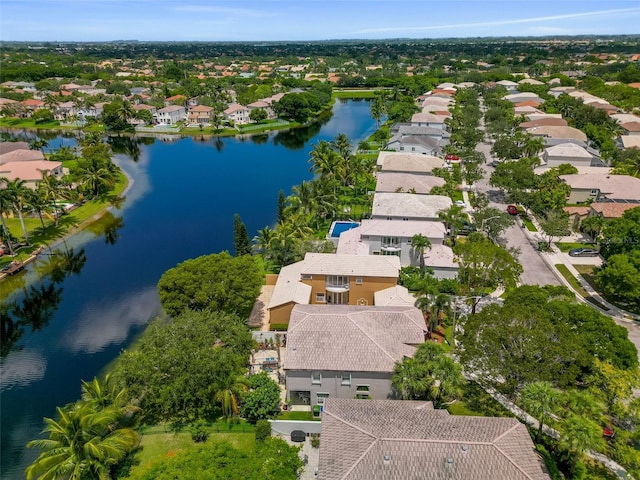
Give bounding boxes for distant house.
[495,79,519,92]
[336,219,447,267]
[410,112,447,129]
[542,143,594,168]
[164,94,186,107]
[0,147,44,164]
[519,118,568,129]
[527,125,588,142]
[247,100,275,119]
[504,92,544,104]
[317,399,550,480]
[372,193,452,221]
[423,243,458,279]
[0,141,31,157]
[284,305,427,406]
[187,105,214,125]
[618,135,640,150]
[267,253,401,324]
[155,105,186,125]
[620,122,640,136]
[590,203,640,219]
[560,173,640,204]
[223,103,250,125]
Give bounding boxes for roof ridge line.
[378,437,492,445]
[346,311,402,365]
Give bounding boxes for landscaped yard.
[554,242,597,252]
[520,216,537,232]
[554,264,609,311]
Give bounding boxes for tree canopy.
[157,251,262,318]
[113,309,254,423]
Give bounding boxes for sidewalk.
[522,214,640,322]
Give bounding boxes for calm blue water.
[0,99,377,479]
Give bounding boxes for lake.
[0,98,378,478]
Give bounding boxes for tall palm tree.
[252,226,273,256]
[38,171,64,226]
[116,99,135,126]
[26,402,139,480]
[519,381,558,441]
[28,139,49,153]
[391,358,429,400]
[559,415,606,466]
[5,179,32,246]
[76,159,117,198]
[371,95,386,128]
[0,176,16,255]
[26,188,51,230]
[411,234,432,270]
[309,140,340,194]
[428,356,465,408]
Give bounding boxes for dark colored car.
[457,222,477,236]
[506,205,519,215]
[569,248,600,257]
[291,430,307,442]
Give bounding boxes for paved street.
[471,141,561,286]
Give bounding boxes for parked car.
[445,154,460,161]
[506,205,519,215]
[454,200,466,207]
[457,221,477,236]
[569,248,600,257]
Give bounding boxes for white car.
[454,200,466,207]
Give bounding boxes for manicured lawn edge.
[554,242,597,252]
[554,264,609,311]
[521,216,537,232]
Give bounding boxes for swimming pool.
[329,221,360,238]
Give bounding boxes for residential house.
[372,193,452,221]
[495,79,519,93]
[0,160,63,189]
[164,94,186,107]
[284,305,427,405]
[0,147,44,164]
[542,143,595,168]
[223,103,250,125]
[528,125,588,143]
[317,399,550,480]
[155,105,186,125]
[560,173,640,204]
[410,112,447,129]
[376,152,444,174]
[620,122,640,136]
[375,171,445,194]
[503,92,544,104]
[187,105,214,125]
[373,285,416,307]
[336,219,447,266]
[618,136,640,150]
[518,78,545,86]
[20,99,45,117]
[0,141,31,156]
[385,134,446,156]
[590,203,640,219]
[423,244,458,279]
[519,118,568,129]
[549,86,576,98]
[247,100,274,119]
[388,124,451,141]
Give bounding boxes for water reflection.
[0,349,47,390]
[108,135,155,162]
[1,247,86,358]
[272,111,332,150]
[61,286,159,354]
[86,212,125,246]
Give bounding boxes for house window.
[316,393,330,405]
[399,146,404,151]
[316,293,326,303]
[341,373,351,386]
[411,147,416,151]
[590,189,599,196]
[356,385,370,399]
[301,274,312,280]
[382,237,399,246]
[311,371,322,385]
[355,277,363,285]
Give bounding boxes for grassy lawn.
[451,190,464,202]
[0,118,65,129]
[554,264,609,311]
[131,423,256,474]
[277,411,320,421]
[554,242,597,252]
[1,172,128,268]
[447,381,513,418]
[520,216,537,232]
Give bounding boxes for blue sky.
[1,0,639,42]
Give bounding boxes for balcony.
[381,243,401,252]
[326,281,350,293]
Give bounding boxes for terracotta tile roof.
[318,399,550,480]
[591,203,640,218]
[563,206,590,216]
[0,148,44,164]
[520,118,568,128]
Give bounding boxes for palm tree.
[26,188,51,230]
[309,140,340,194]
[28,139,49,153]
[286,181,316,217]
[559,415,606,466]
[252,226,273,256]
[519,381,559,441]
[38,171,64,226]
[371,95,386,128]
[76,159,117,198]
[26,402,139,480]
[5,179,32,246]
[391,358,429,400]
[0,176,16,255]
[438,205,466,237]
[411,234,432,270]
[116,99,135,126]
[427,356,465,408]
[214,376,248,420]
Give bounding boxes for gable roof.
[591,203,640,218]
[0,141,30,155]
[284,305,426,372]
[0,148,44,164]
[544,143,592,159]
[375,172,446,194]
[372,193,452,219]
[0,160,62,182]
[374,285,416,307]
[560,174,640,201]
[411,112,446,124]
[157,105,185,113]
[357,219,446,239]
[318,399,550,480]
[527,125,588,142]
[376,151,444,173]
[519,118,568,128]
[300,252,401,278]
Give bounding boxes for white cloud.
[351,8,640,34]
[171,4,270,17]
[0,350,47,391]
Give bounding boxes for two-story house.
[372,193,452,221]
[267,253,401,324]
[187,105,214,125]
[155,105,186,125]
[223,103,250,125]
[284,304,427,406]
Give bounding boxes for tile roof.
[372,193,452,219]
[0,160,62,182]
[375,172,446,194]
[284,305,426,372]
[424,243,457,269]
[374,285,417,307]
[318,399,550,480]
[267,261,312,309]
[544,143,592,158]
[359,219,446,239]
[560,174,640,201]
[620,136,640,149]
[519,118,568,128]
[529,126,588,141]
[157,105,185,113]
[301,252,401,277]
[591,203,640,218]
[0,148,44,164]
[411,112,446,124]
[621,122,640,133]
[0,141,30,155]
[335,227,371,256]
[376,152,444,173]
